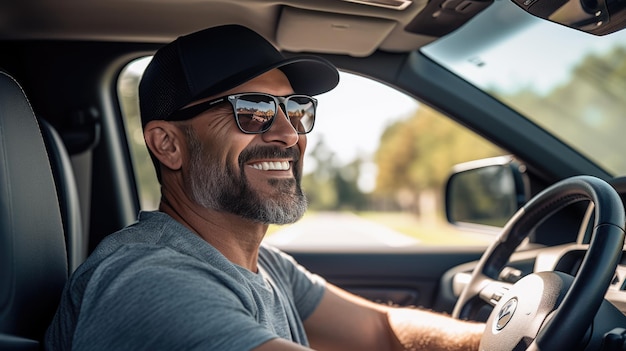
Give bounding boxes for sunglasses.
[167,92,318,134]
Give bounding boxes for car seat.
[0,71,69,350]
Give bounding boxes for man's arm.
[303,283,485,351]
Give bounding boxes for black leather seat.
[0,71,69,350]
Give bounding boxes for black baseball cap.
[139,24,340,127]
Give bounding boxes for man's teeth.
[250,161,290,171]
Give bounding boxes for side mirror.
[445,156,530,228]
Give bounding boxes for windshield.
[422,0,626,176]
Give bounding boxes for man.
[46,24,484,350]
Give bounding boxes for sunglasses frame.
[167,92,318,134]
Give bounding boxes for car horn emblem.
[496,297,517,330]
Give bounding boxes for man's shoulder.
[259,243,299,268]
[69,237,244,312]
[88,243,216,287]
[87,210,212,265]
[68,211,210,290]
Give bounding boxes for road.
[264,212,420,251]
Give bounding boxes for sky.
[309,72,418,165]
[463,23,625,94]
[305,72,419,192]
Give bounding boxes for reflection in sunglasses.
[230,94,317,134]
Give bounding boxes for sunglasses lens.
[233,94,316,134]
[286,96,316,133]
[234,95,276,133]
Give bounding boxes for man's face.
[181,69,308,224]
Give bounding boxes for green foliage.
[374,105,504,200]
[303,139,368,211]
[498,46,626,174]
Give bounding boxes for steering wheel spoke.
[478,280,513,307]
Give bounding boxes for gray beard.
[183,127,307,225]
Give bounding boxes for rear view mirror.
[445,156,529,228]
[511,0,626,35]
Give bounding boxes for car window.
[118,57,507,250]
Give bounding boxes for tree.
[375,105,504,214]
[302,138,369,211]
[302,138,339,210]
[501,46,626,173]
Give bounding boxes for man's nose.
[261,107,299,147]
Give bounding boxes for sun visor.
[277,7,397,57]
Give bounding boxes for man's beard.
[183,127,307,225]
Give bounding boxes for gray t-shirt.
[45,211,326,351]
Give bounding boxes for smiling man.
[46,24,484,351]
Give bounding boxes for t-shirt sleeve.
[259,245,327,321]
[72,245,279,351]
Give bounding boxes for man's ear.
[144,121,184,171]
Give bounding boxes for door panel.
[287,250,485,312]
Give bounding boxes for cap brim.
[278,56,340,96]
[191,55,340,103]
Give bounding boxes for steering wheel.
[452,175,625,350]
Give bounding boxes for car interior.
[2,0,626,350]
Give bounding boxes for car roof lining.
[0,0,443,55]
